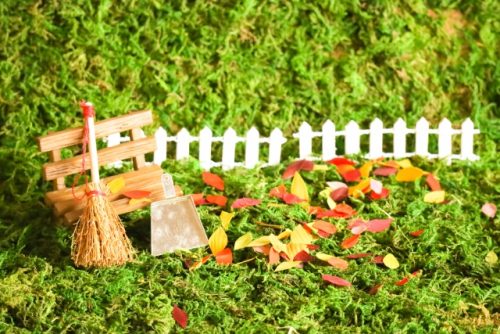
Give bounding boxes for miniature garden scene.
[0,1,498,333]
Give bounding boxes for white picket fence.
[106,118,479,170]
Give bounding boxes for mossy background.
[0,1,499,333]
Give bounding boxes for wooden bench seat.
[38,110,166,225]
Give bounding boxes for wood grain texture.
[37,110,153,152]
[43,137,156,181]
[130,128,146,169]
[49,149,66,190]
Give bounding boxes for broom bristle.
[71,182,135,268]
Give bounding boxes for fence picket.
[344,121,360,155]
[322,120,336,160]
[199,127,213,170]
[368,118,384,159]
[415,117,429,157]
[296,122,313,159]
[393,118,407,159]
[176,128,191,160]
[153,127,167,166]
[245,127,260,168]
[438,118,453,163]
[268,128,286,165]
[222,128,238,170]
[460,118,479,161]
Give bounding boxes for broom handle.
[87,115,100,184]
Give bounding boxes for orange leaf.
[123,190,151,199]
[426,173,441,191]
[341,169,361,182]
[189,255,212,271]
[327,157,356,166]
[327,257,349,270]
[269,247,280,265]
[359,162,373,178]
[215,248,233,265]
[312,220,337,235]
[202,171,224,191]
[341,234,360,249]
[395,167,424,182]
[269,185,287,199]
[206,195,228,207]
[191,193,206,206]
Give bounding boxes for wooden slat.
[50,149,66,190]
[37,110,153,152]
[130,128,146,169]
[43,137,156,181]
[53,172,163,216]
[45,165,162,205]
[63,186,166,225]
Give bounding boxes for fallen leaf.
[370,179,383,195]
[312,220,337,236]
[191,193,206,206]
[426,173,441,191]
[327,181,348,191]
[341,234,360,249]
[188,255,212,271]
[409,229,424,237]
[269,185,287,199]
[369,284,383,295]
[424,190,445,204]
[485,251,498,265]
[128,198,152,206]
[269,235,287,254]
[232,198,261,209]
[481,203,497,218]
[286,243,307,259]
[346,253,371,259]
[383,253,400,269]
[367,218,393,233]
[397,159,413,168]
[253,245,271,255]
[341,169,361,183]
[248,236,271,247]
[282,193,305,205]
[269,247,280,265]
[202,171,224,191]
[327,157,356,166]
[172,305,188,328]
[359,162,373,178]
[313,164,329,171]
[330,187,348,202]
[293,250,314,262]
[395,277,410,286]
[234,232,252,250]
[215,248,232,265]
[322,274,351,287]
[291,172,309,201]
[348,179,371,198]
[372,255,384,264]
[327,257,349,270]
[107,177,125,194]
[278,230,292,240]
[316,252,334,261]
[282,160,314,179]
[123,190,151,199]
[395,167,425,182]
[220,211,235,230]
[369,188,390,200]
[208,227,228,255]
[290,225,314,245]
[326,196,336,209]
[206,194,228,207]
[373,167,398,177]
[275,261,301,272]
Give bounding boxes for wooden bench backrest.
[37,110,155,190]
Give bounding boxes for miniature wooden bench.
[38,110,166,225]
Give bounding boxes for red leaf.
[327,157,356,166]
[215,248,233,265]
[322,274,351,287]
[312,220,337,235]
[341,169,361,182]
[282,160,314,179]
[301,223,315,235]
[346,253,371,259]
[341,234,360,249]
[373,167,398,176]
[481,203,497,218]
[307,244,320,251]
[269,185,287,199]
[395,277,410,286]
[369,284,383,295]
[371,255,384,264]
[409,229,424,237]
[283,193,305,204]
[367,218,393,233]
[206,195,228,207]
[293,250,314,262]
[123,190,151,199]
[330,187,348,202]
[191,193,206,206]
[269,247,280,265]
[308,206,324,215]
[369,188,390,200]
[202,171,224,191]
[426,173,441,191]
[172,305,188,328]
[231,198,261,209]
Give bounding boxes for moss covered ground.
[0,1,499,333]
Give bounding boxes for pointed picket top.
[344,120,360,155]
[268,127,286,165]
[438,118,453,162]
[415,117,429,157]
[199,127,213,170]
[153,127,168,165]
[322,120,336,160]
[222,127,239,170]
[296,122,314,159]
[245,127,260,168]
[176,128,191,160]
[393,118,407,158]
[460,118,479,161]
[368,118,384,159]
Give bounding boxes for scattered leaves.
[322,274,351,287]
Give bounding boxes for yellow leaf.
[318,188,332,200]
[424,191,446,204]
[269,234,287,254]
[395,167,425,182]
[485,251,498,265]
[397,159,413,169]
[383,253,400,269]
[234,232,253,250]
[313,164,329,171]
[208,227,228,255]
[348,179,371,198]
[316,252,334,261]
[290,225,313,245]
[286,243,307,259]
[107,177,126,194]
[359,162,373,179]
[220,211,235,230]
[327,196,336,210]
[274,261,301,272]
[291,172,309,202]
[278,229,292,240]
[128,198,151,206]
[248,236,271,247]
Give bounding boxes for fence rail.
[105,118,479,170]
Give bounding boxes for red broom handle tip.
[80,100,95,118]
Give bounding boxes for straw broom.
[71,101,135,268]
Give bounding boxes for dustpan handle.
[81,101,100,184]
